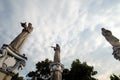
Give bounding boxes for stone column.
[0,22,33,80]
[50,44,64,80]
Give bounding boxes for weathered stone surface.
[0,22,33,80]
[0,44,26,75]
[0,72,12,80]
[51,44,60,63]
[9,22,33,54]
[101,28,120,60]
[51,71,62,80]
[50,44,63,80]
[101,28,120,47]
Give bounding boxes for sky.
[0,0,120,80]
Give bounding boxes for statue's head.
[55,44,60,52]
[56,44,59,47]
[28,23,32,27]
[27,23,33,33]
[101,28,112,37]
[20,22,33,33]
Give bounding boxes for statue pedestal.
[0,44,27,80]
[50,62,64,80]
[50,44,64,80]
[0,71,12,80]
[0,22,33,80]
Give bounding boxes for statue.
[101,28,120,60]
[9,22,33,54]
[50,44,63,80]
[101,28,120,47]
[0,22,33,79]
[51,44,60,63]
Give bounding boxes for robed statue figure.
[9,22,33,54]
[51,44,61,63]
[101,28,120,60]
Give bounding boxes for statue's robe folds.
[9,23,33,54]
[53,44,60,63]
[101,28,120,60]
[50,44,63,80]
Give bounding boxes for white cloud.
[0,0,120,80]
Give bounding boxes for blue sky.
[0,0,120,80]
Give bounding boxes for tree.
[27,71,37,80]
[27,59,98,80]
[62,59,98,80]
[62,68,70,80]
[11,73,24,80]
[27,58,52,80]
[110,74,120,80]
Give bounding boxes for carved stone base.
[50,62,64,80]
[0,44,27,76]
[113,46,120,61]
[50,71,62,80]
[0,71,12,80]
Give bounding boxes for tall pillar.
[0,22,33,80]
[50,44,64,80]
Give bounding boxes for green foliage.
[110,74,120,80]
[27,58,97,80]
[62,68,70,80]
[63,59,98,80]
[36,59,51,76]
[11,73,23,80]
[27,58,52,80]
[27,71,36,77]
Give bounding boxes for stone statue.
[9,22,33,54]
[51,44,60,63]
[101,28,120,60]
[50,44,63,80]
[101,28,120,47]
[0,22,32,80]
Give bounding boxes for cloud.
[0,0,120,80]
